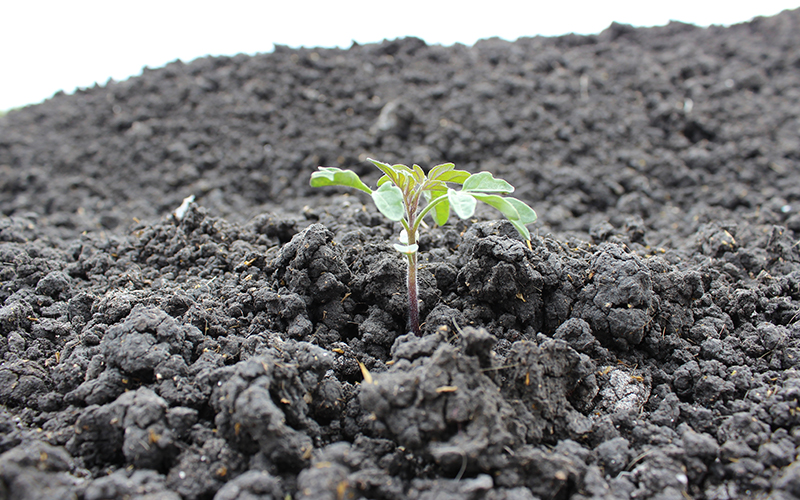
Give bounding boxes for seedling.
[310,158,537,336]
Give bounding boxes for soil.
[2,9,800,500]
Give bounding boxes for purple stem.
[407,252,420,335]
[406,199,421,336]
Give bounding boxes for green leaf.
[310,167,372,194]
[371,182,405,221]
[448,189,477,219]
[412,164,426,183]
[462,171,514,193]
[505,197,537,224]
[368,158,413,186]
[509,220,531,241]
[392,163,414,174]
[472,194,537,241]
[423,180,447,192]
[368,159,398,186]
[394,170,411,190]
[428,162,455,181]
[428,189,450,226]
[505,197,536,241]
[438,170,470,184]
[471,193,520,220]
[393,243,419,254]
[368,158,392,170]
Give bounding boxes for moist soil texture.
[2,9,800,500]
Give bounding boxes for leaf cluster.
[310,158,537,252]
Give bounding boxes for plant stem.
[406,197,421,336]
[407,252,420,335]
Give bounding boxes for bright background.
[2,1,799,112]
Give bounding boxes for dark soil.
[2,9,800,500]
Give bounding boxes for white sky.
[2,1,799,112]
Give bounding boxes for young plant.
[310,158,537,336]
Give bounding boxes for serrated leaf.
[310,167,372,194]
[462,171,514,193]
[392,163,414,173]
[471,193,520,220]
[506,197,537,224]
[412,164,426,183]
[428,162,456,181]
[377,175,391,187]
[448,189,477,219]
[368,158,392,170]
[393,243,419,254]
[423,180,447,192]
[395,170,411,190]
[438,170,470,184]
[369,158,401,186]
[371,182,405,221]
